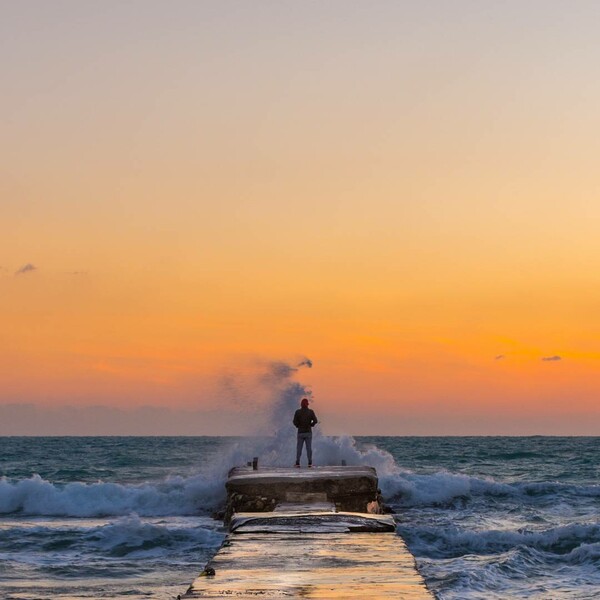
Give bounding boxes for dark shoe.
[294,463,300,468]
[308,463,313,468]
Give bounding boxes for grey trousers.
[296,432,313,464]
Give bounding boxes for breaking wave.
[84,515,223,557]
[0,515,224,558]
[401,522,600,560]
[0,473,226,517]
[3,449,598,517]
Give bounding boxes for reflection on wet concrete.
[185,532,432,598]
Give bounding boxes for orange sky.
[2,1,600,434]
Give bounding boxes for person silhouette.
[293,398,318,467]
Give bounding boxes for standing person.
[293,398,318,467]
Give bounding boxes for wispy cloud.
[15,263,36,275]
[541,355,562,362]
[495,354,505,360]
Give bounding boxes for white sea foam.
[0,473,226,517]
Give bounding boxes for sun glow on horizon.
[2,1,600,434]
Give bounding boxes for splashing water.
[0,359,403,517]
[217,358,401,489]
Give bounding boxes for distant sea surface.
[1,436,599,599]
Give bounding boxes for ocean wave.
[0,474,226,517]
[381,471,517,506]
[519,481,600,497]
[84,515,224,557]
[401,522,600,559]
[0,515,224,559]
[416,547,600,600]
[380,470,600,507]
[564,542,600,565]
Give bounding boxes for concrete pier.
[183,466,433,599]
[225,465,381,516]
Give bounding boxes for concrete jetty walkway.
[183,466,433,599]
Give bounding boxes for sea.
[0,436,599,599]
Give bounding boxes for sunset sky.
[2,1,600,434]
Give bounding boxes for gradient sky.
[2,1,600,434]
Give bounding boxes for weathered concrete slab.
[227,465,377,486]
[282,492,329,504]
[184,531,433,599]
[274,501,335,513]
[230,511,396,534]
[226,466,379,514]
